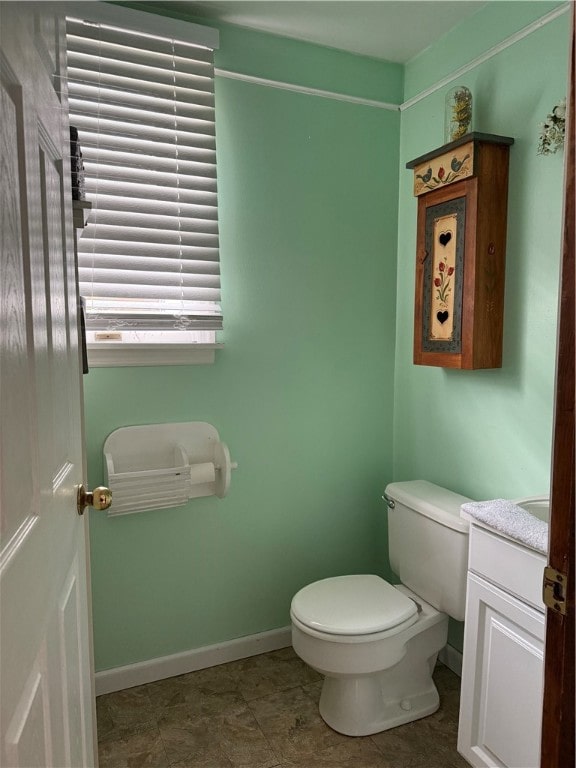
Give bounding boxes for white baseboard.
[95,628,463,696]
[438,643,463,677]
[95,626,292,696]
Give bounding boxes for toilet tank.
[385,480,471,621]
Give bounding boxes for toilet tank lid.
[290,575,418,635]
[385,480,471,533]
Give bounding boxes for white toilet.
[290,480,471,737]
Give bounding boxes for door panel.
[59,554,89,768]
[0,69,39,550]
[4,655,51,768]
[39,137,74,471]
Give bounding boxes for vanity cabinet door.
[457,573,545,768]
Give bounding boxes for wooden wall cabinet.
[407,133,514,369]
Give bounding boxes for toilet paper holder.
[103,422,238,517]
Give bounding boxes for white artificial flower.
[553,100,566,119]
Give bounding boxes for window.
[66,4,221,365]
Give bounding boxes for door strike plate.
[543,565,568,615]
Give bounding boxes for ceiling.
[181,1,487,63]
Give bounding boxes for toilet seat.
[290,575,418,636]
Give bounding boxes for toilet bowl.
[291,578,448,735]
[290,481,471,737]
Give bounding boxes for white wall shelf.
[104,422,237,516]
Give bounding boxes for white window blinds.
[66,11,222,332]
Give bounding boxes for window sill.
[87,343,223,368]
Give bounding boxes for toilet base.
[295,588,449,737]
[318,655,440,736]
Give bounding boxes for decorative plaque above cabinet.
[406,133,514,369]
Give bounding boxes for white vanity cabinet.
[457,523,546,768]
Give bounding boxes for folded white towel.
[461,499,548,554]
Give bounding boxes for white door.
[1,4,97,767]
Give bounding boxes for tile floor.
[96,648,470,768]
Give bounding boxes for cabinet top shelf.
[406,132,515,169]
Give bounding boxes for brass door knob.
[77,484,112,515]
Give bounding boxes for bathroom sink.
[513,496,549,523]
[460,495,549,556]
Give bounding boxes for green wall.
[85,2,569,671]
[395,4,568,501]
[84,19,401,671]
[395,4,569,649]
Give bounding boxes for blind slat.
[70,114,216,150]
[79,149,216,180]
[68,98,215,135]
[81,179,217,207]
[68,81,214,119]
[68,69,215,107]
[67,53,214,93]
[73,130,216,163]
[66,22,215,63]
[77,253,220,274]
[81,224,218,248]
[77,240,220,261]
[68,75,214,111]
[78,282,220,301]
[83,209,219,234]
[78,268,220,289]
[82,163,217,191]
[86,194,218,221]
[67,14,221,331]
